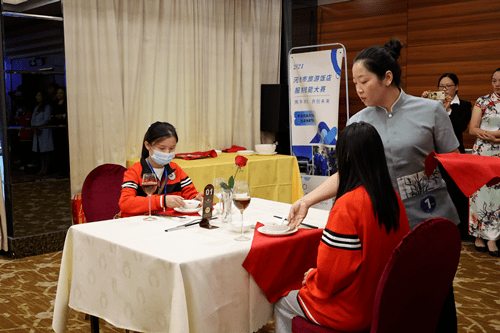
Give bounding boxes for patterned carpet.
[0,241,498,333]
[11,178,72,238]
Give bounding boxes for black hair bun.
[384,38,402,60]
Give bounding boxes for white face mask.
[151,150,175,166]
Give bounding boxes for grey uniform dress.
[347,89,459,229]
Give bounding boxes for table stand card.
[200,184,218,229]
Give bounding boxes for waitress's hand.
[302,268,314,285]
[165,195,186,208]
[287,199,310,229]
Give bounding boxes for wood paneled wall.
[317,0,500,149]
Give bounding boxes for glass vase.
[221,188,233,224]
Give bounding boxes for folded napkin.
[242,222,323,303]
[425,151,500,197]
[222,145,247,153]
[175,150,218,160]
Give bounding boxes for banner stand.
[287,43,349,209]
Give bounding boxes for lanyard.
[146,158,167,195]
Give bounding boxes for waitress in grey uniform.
[288,38,460,333]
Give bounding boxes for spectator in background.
[31,90,54,176]
[51,87,69,176]
[422,74,472,240]
[12,99,32,171]
[47,82,60,105]
[468,68,500,257]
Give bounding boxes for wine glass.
[142,173,158,220]
[233,180,251,241]
[212,177,227,215]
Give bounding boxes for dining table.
[52,197,329,333]
[126,152,304,204]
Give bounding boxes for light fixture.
[3,0,29,4]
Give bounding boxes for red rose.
[235,155,248,167]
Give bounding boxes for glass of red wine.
[233,180,251,241]
[142,173,158,221]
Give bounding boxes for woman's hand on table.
[165,195,186,208]
[302,268,314,286]
[287,199,310,229]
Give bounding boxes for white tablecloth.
[52,198,329,333]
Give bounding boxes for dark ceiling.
[2,0,63,60]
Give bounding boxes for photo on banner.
[289,48,343,210]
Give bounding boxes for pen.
[164,217,218,232]
[300,222,318,229]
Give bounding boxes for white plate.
[229,221,256,232]
[256,152,277,155]
[237,150,254,155]
[174,206,201,214]
[258,226,298,237]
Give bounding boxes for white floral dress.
[469,93,500,241]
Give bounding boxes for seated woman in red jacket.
[274,121,410,333]
[119,121,202,217]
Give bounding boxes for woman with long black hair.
[274,122,410,332]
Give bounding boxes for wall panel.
[317,0,408,131]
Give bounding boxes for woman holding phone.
[422,74,472,240]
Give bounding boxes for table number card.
[200,184,218,229]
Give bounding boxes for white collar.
[450,94,460,105]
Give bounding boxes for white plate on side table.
[237,150,255,156]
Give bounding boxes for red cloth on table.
[425,152,500,197]
[242,222,323,303]
[222,145,246,153]
[175,150,218,160]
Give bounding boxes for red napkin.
[175,150,218,160]
[425,152,500,197]
[222,145,247,153]
[242,222,323,303]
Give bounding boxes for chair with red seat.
[292,217,462,333]
[81,163,129,332]
[81,163,127,222]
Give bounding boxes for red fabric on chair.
[81,164,127,222]
[425,151,500,197]
[242,222,323,303]
[292,317,343,333]
[291,217,461,333]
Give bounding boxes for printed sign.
[289,49,343,177]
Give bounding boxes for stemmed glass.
[212,177,227,215]
[142,173,158,221]
[233,180,251,241]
